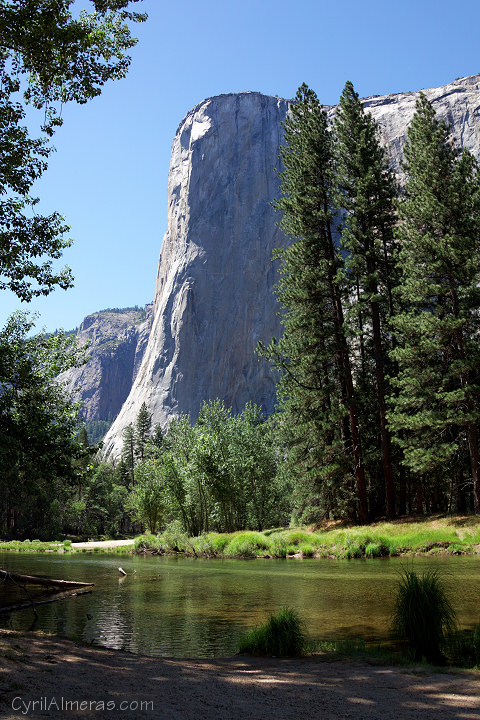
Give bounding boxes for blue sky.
[1,0,479,332]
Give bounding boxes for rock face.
[102,75,480,458]
[102,92,290,457]
[59,306,153,423]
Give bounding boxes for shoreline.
[1,629,479,719]
[1,515,480,560]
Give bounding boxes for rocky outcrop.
[102,75,480,458]
[59,306,153,423]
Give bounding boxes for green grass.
[238,607,305,656]
[222,532,272,558]
[2,515,480,559]
[0,539,64,552]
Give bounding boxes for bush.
[392,567,457,664]
[238,608,305,656]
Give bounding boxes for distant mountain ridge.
[58,305,153,428]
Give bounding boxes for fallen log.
[0,569,94,589]
[0,588,93,614]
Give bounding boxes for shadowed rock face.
[58,307,153,423]
[102,75,480,458]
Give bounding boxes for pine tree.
[261,83,368,522]
[389,94,480,512]
[335,81,398,519]
[121,423,135,487]
[134,402,152,462]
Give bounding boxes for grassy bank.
[134,515,480,559]
[1,515,479,558]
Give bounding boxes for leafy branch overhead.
[0,0,146,300]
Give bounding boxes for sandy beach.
[0,629,479,719]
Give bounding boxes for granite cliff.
[96,75,480,458]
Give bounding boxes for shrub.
[238,608,305,656]
[392,567,457,664]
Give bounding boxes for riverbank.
[134,514,480,559]
[0,630,479,720]
[1,515,480,559]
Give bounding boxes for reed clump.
[392,567,457,664]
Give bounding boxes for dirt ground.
[70,540,135,550]
[0,630,479,720]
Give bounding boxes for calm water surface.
[0,553,479,657]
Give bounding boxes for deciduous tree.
[0,311,87,536]
[0,0,146,300]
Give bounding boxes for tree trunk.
[415,481,423,515]
[370,295,395,519]
[325,219,368,522]
[467,423,480,513]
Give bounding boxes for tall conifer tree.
[262,84,368,522]
[135,402,152,462]
[335,81,398,519]
[389,94,480,512]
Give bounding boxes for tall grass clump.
[392,567,457,664]
[238,608,305,656]
[223,532,271,558]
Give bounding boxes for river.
[0,553,479,657]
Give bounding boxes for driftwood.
[0,588,93,615]
[118,567,127,576]
[0,569,94,589]
[0,569,94,618]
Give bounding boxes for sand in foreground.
[0,630,479,719]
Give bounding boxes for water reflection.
[0,553,479,657]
